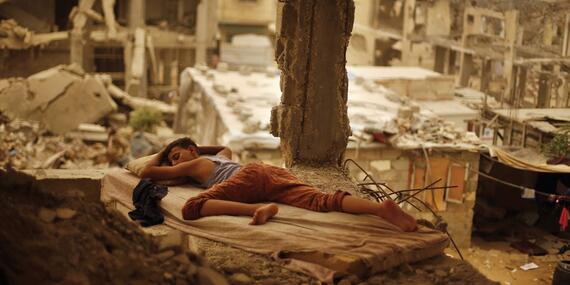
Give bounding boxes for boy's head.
[160,137,199,166]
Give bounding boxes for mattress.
[101,169,449,282]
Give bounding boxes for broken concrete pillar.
[195,0,218,65]
[128,0,145,29]
[70,0,96,71]
[271,0,354,167]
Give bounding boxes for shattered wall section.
[271,0,354,167]
[0,64,117,134]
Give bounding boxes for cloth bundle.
[128,179,168,227]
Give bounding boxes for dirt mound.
[0,169,228,285]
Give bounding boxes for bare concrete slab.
[23,168,107,201]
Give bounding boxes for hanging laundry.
[559,207,569,232]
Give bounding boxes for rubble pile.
[0,19,33,49]
[389,106,482,150]
[0,116,110,169]
[0,169,229,285]
[0,64,183,170]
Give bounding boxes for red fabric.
[182,163,350,220]
[560,207,569,231]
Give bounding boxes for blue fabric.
[128,179,168,227]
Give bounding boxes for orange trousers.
[182,163,349,220]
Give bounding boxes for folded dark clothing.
[128,179,168,227]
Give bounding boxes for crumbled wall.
[271,0,354,167]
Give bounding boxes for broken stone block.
[197,267,230,285]
[41,76,117,134]
[156,249,176,261]
[0,80,31,120]
[56,208,77,220]
[157,231,185,253]
[229,273,253,285]
[397,106,413,120]
[0,65,117,134]
[38,207,56,223]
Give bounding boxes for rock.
[435,269,448,277]
[337,279,352,285]
[197,266,230,285]
[172,254,191,265]
[158,231,185,253]
[229,273,253,285]
[164,272,173,280]
[156,250,176,261]
[38,207,56,223]
[56,208,77,220]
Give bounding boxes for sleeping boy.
[141,137,417,231]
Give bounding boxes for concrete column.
[400,0,416,66]
[195,0,218,65]
[502,10,518,108]
[271,0,354,167]
[70,0,96,71]
[128,0,145,29]
[126,0,146,97]
[563,14,570,57]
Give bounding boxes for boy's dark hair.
[160,137,198,165]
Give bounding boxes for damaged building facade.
[0,0,217,98]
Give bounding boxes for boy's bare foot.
[249,203,279,225]
[377,200,418,232]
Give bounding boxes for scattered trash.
[520,262,539,271]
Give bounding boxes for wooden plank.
[446,164,466,203]
[427,157,449,211]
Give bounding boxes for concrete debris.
[0,117,110,169]
[0,19,32,48]
[389,107,483,150]
[0,64,117,134]
[197,267,230,285]
[66,123,110,143]
[99,75,176,119]
[229,273,254,285]
[38,207,56,223]
[55,208,77,220]
[0,19,68,49]
[1,170,228,285]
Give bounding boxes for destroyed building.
[0,0,217,98]
[1,1,570,285]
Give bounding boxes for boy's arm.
[140,158,204,181]
[198,145,232,160]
